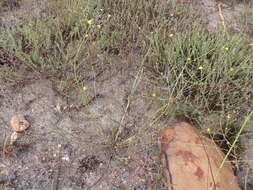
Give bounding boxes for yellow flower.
[224,47,229,51]
[186,57,191,61]
[170,13,174,17]
[107,14,112,18]
[249,43,253,46]
[82,86,88,91]
[229,68,234,72]
[207,128,211,133]
[226,114,232,120]
[198,66,204,70]
[57,144,62,152]
[151,92,157,97]
[87,19,94,25]
[169,33,174,38]
[97,24,101,29]
[84,34,89,38]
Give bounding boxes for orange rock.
[160,122,240,190]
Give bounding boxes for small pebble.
[10,115,30,132]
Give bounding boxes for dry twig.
[218,3,226,29]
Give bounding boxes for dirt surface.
[183,0,253,36]
[0,0,48,26]
[0,58,170,189]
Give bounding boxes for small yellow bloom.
[56,144,62,152]
[229,68,234,72]
[151,92,157,97]
[186,57,191,61]
[224,47,229,51]
[125,136,134,143]
[170,13,174,17]
[107,14,112,18]
[207,128,211,133]
[226,114,232,120]
[87,19,94,25]
[97,24,101,29]
[84,34,89,38]
[140,178,145,182]
[82,86,88,91]
[169,33,174,38]
[198,66,204,70]
[100,8,104,11]
[249,43,253,46]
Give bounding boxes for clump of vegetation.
[150,26,252,120]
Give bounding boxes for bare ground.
[0,56,171,190]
